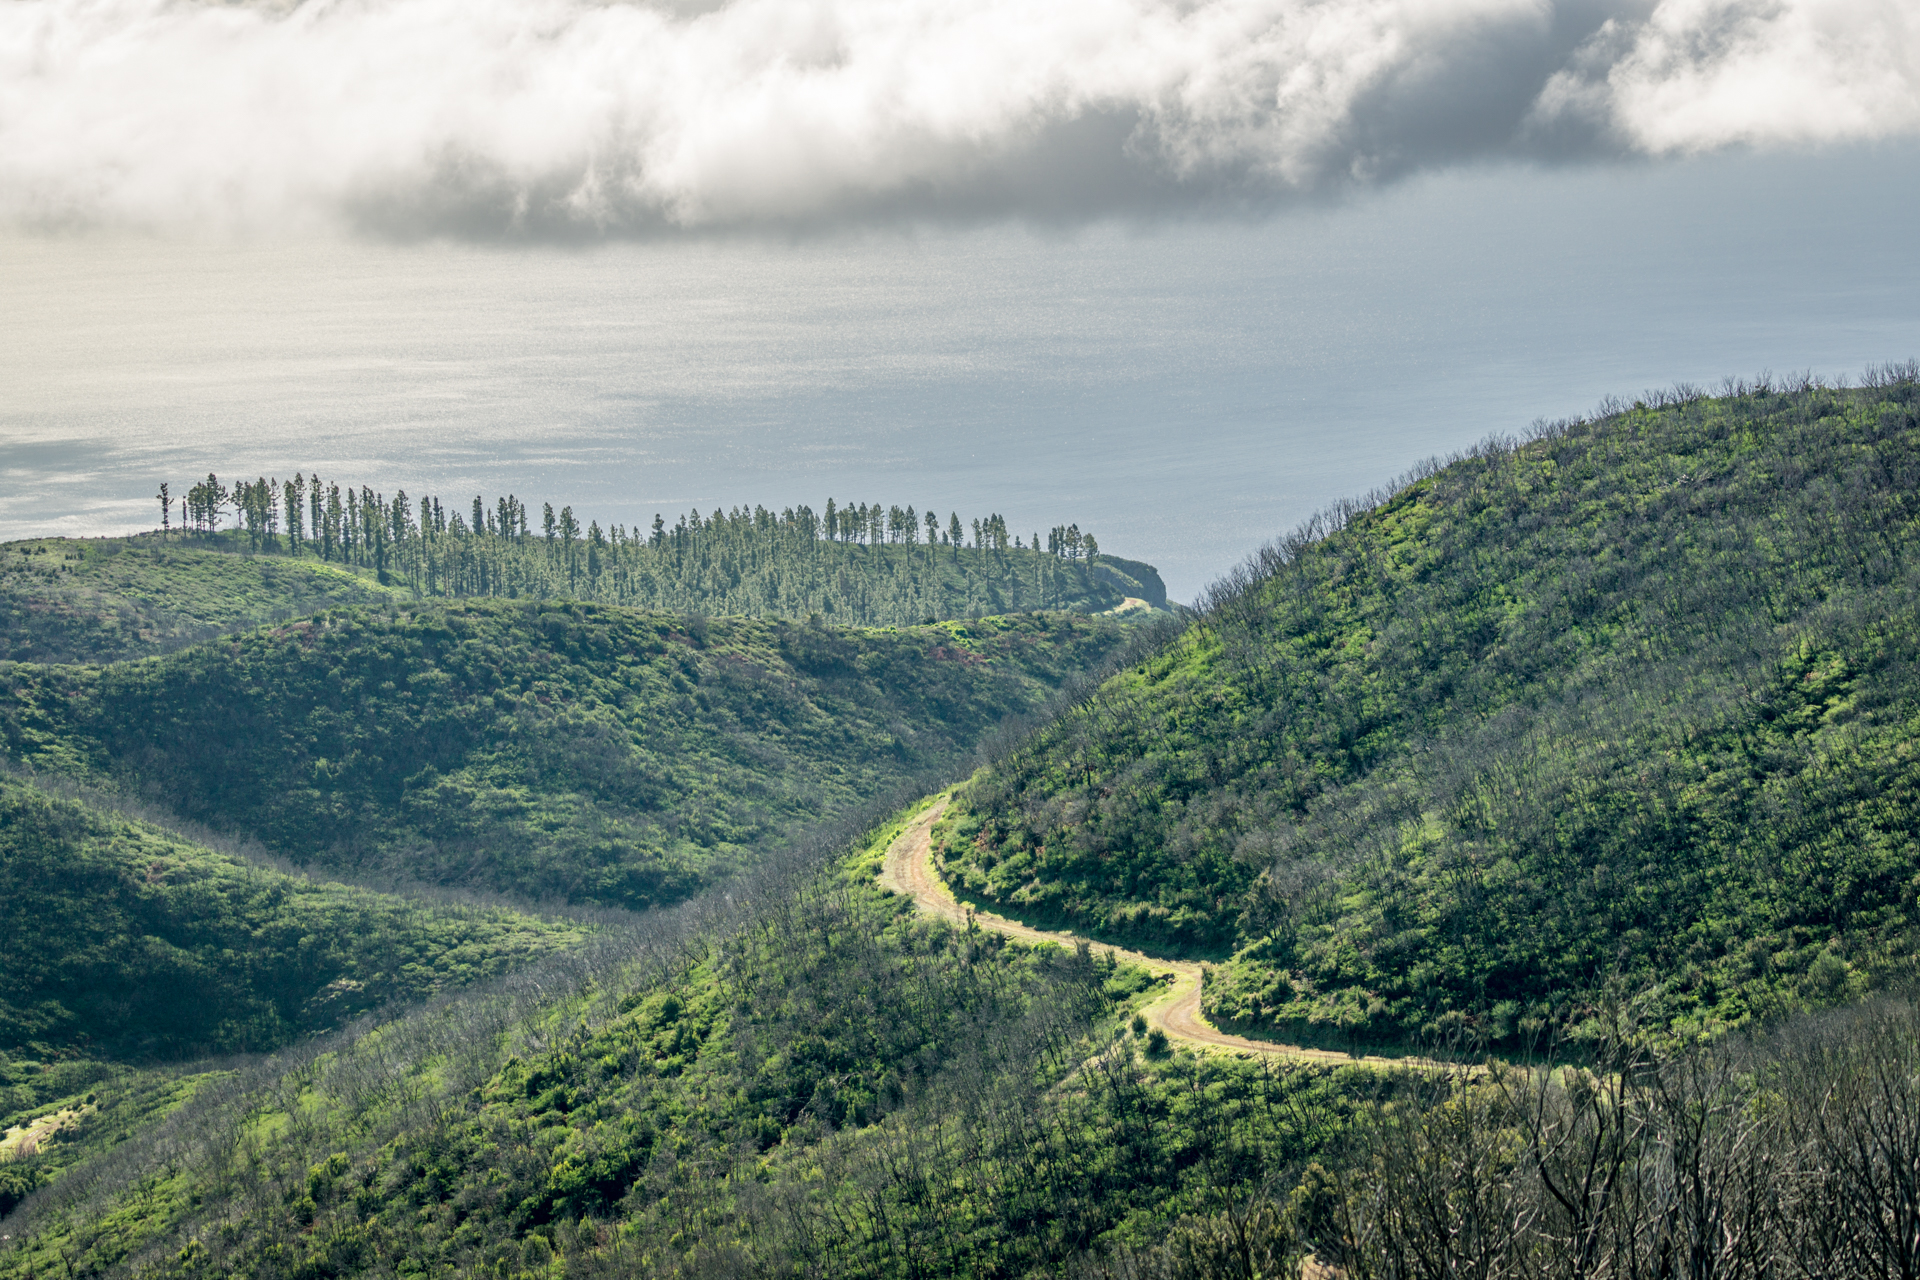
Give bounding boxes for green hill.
[0,537,400,664]
[15,788,1914,1280]
[11,376,1920,1279]
[1090,554,1170,609]
[938,374,1920,1046]
[0,528,1153,666]
[0,767,588,1217]
[1,602,1130,911]
[0,772,585,1060]
[0,804,1359,1280]
[9,487,1162,666]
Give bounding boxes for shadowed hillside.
[2,603,1132,911]
[0,773,586,1060]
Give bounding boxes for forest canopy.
[2,485,1167,665]
[146,476,1166,630]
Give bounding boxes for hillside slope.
[0,773,584,1059]
[15,789,1915,1280]
[1,603,1129,910]
[939,374,1920,1045]
[0,538,398,664]
[2,516,1162,664]
[0,803,1359,1280]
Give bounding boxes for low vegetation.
[1,603,1131,911]
[0,538,398,664]
[0,772,586,1059]
[7,798,1919,1280]
[8,373,1920,1275]
[940,371,1920,1047]
[0,1065,223,1221]
[0,771,588,1227]
[0,806,1371,1279]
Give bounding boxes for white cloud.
[1537,0,1920,152]
[0,0,1915,236]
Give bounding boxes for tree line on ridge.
[150,475,1133,627]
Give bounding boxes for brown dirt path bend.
[882,797,1410,1067]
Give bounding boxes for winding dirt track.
[881,798,1407,1067]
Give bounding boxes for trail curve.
[882,797,1397,1066]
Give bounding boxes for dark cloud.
[1,0,1913,238]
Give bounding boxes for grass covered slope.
[0,805,1363,1280]
[0,537,398,664]
[9,804,1920,1278]
[0,773,584,1059]
[939,373,1920,1044]
[1,603,1128,911]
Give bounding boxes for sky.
[4,0,1916,236]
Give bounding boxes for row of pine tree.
[153,474,1117,627]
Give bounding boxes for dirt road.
[882,798,1397,1066]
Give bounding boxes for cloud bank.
[2,0,1916,235]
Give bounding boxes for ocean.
[6,143,1919,600]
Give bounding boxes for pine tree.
[392,490,412,565]
[558,506,580,586]
[285,476,304,551]
[325,484,343,561]
[205,473,228,534]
